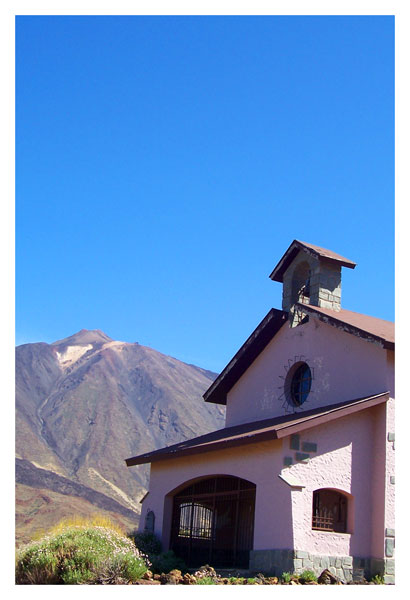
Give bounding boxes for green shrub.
[149,550,187,575]
[281,571,292,583]
[228,576,245,584]
[371,574,385,585]
[196,576,216,584]
[299,569,317,583]
[131,531,162,557]
[16,522,150,584]
[130,530,186,576]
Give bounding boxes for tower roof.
[269,240,357,283]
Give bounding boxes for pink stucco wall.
[385,398,395,531]
[141,403,389,560]
[138,317,394,562]
[286,409,381,557]
[225,316,390,427]
[370,402,387,558]
[385,351,395,532]
[142,439,292,552]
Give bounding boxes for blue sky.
[15,15,394,372]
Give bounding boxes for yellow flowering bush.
[16,518,150,585]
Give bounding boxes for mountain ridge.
[16,330,225,544]
[51,328,114,347]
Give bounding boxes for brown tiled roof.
[125,392,389,466]
[269,239,356,282]
[298,304,395,350]
[203,308,287,405]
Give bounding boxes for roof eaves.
[269,240,356,283]
[125,428,281,466]
[274,391,389,438]
[203,308,287,405]
[139,491,149,504]
[125,392,389,467]
[269,239,300,282]
[298,304,394,350]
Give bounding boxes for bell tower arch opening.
[291,260,311,306]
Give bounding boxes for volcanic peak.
[52,329,113,347]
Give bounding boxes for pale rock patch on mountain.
[87,467,140,512]
[15,455,67,478]
[55,344,93,368]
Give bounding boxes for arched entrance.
[170,475,256,568]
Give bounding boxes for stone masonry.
[282,248,342,317]
[249,549,395,583]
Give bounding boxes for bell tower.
[269,240,356,324]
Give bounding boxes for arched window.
[144,510,155,533]
[178,502,213,539]
[170,476,256,567]
[312,489,348,533]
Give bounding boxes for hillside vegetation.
[16,517,149,584]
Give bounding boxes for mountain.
[16,330,225,545]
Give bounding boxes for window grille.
[312,489,347,533]
[171,476,256,568]
[178,502,213,539]
[291,363,312,406]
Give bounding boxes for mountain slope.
[16,484,138,547]
[16,330,225,542]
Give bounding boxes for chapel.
[126,240,395,583]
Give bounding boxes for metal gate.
[170,476,256,568]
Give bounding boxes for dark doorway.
[170,476,256,568]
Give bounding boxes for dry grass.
[16,483,137,547]
[46,514,126,537]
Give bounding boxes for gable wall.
[225,316,390,427]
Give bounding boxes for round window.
[290,363,312,406]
